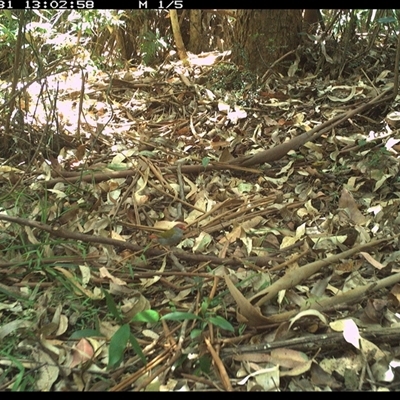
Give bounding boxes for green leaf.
[130,333,147,364]
[200,298,210,315]
[237,182,253,193]
[190,328,203,339]
[198,355,212,374]
[131,309,160,323]
[202,157,210,168]
[161,312,201,321]
[139,150,156,158]
[208,316,234,332]
[377,16,396,24]
[238,323,247,335]
[7,355,25,391]
[108,324,130,369]
[107,163,128,171]
[103,290,122,322]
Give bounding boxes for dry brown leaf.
[338,188,367,225]
[70,338,94,368]
[31,348,59,391]
[75,144,86,160]
[224,273,271,327]
[99,267,127,285]
[359,251,386,270]
[310,363,341,388]
[270,348,309,368]
[388,283,400,306]
[54,267,103,299]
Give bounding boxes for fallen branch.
[231,89,393,168]
[0,214,280,267]
[220,326,400,357]
[251,235,396,306]
[224,235,400,327]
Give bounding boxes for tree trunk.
[231,10,302,74]
[303,9,325,33]
[170,10,188,63]
[188,10,202,53]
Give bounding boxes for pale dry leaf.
[254,364,280,391]
[153,221,184,230]
[79,264,91,286]
[111,153,127,164]
[142,329,160,340]
[280,359,313,377]
[83,217,110,233]
[160,378,179,391]
[183,175,197,199]
[54,267,103,299]
[241,235,253,256]
[55,315,68,336]
[241,216,264,231]
[169,288,192,302]
[110,230,125,241]
[310,234,348,248]
[237,364,280,391]
[31,348,59,391]
[136,168,149,193]
[289,309,328,330]
[327,86,357,102]
[330,318,360,349]
[359,251,385,270]
[40,336,63,357]
[0,320,32,340]
[46,188,68,199]
[220,225,243,244]
[0,300,22,312]
[0,165,23,173]
[360,337,386,361]
[374,173,392,192]
[72,372,85,391]
[51,303,63,325]
[193,231,213,252]
[319,353,364,376]
[108,188,121,203]
[25,226,39,244]
[281,223,306,249]
[134,193,149,206]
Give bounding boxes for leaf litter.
[1,47,400,391]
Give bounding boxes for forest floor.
[1,48,400,391]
